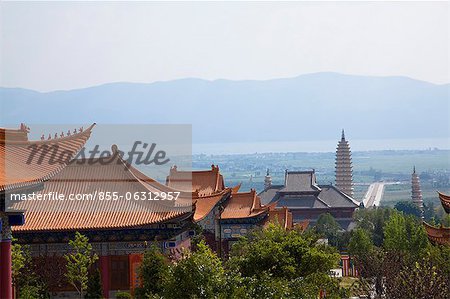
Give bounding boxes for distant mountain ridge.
[1,72,448,143]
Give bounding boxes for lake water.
[193,138,450,155]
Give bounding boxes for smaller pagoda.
[411,166,424,216]
[264,169,272,190]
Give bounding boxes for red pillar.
[0,239,12,299]
[99,255,110,299]
[0,241,2,298]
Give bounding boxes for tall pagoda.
[411,166,424,213]
[335,129,354,198]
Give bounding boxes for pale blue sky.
[1,1,449,91]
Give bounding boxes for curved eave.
[220,209,267,220]
[1,123,95,192]
[423,221,450,246]
[12,209,194,233]
[193,189,231,222]
[438,192,450,213]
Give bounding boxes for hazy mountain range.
[1,72,448,143]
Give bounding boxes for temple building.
[411,166,424,213]
[423,192,450,246]
[335,130,354,198]
[166,166,291,255]
[10,147,198,297]
[3,123,292,297]
[259,170,359,230]
[0,123,94,298]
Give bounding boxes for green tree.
[12,242,27,289]
[394,201,422,218]
[12,241,48,298]
[85,268,102,299]
[64,232,98,298]
[314,213,342,247]
[348,228,373,258]
[135,244,169,298]
[383,212,429,259]
[229,223,340,279]
[353,208,392,246]
[165,241,224,299]
[385,255,449,299]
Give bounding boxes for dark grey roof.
[259,173,358,212]
[281,171,321,192]
[259,185,283,205]
[317,185,359,208]
[276,195,329,209]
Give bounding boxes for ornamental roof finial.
[413,165,416,174]
[341,129,345,141]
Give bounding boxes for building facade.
[259,170,359,230]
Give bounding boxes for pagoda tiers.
[411,166,424,212]
[423,192,450,246]
[264,169,272,190]
[335,129,354,198]
[0,123,94,298]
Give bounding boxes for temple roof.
[318,185,359,207]
[438,192,450,214]
[193,189,231,222]
[221,189,270,220]
[281,171,321,193]
[264,207,293,229]
[1,123,95,192]
[423,221,450,246]
[166,164,225,196]
[275,194,330,209]
[11,148,193,232]
[259,170,358,210]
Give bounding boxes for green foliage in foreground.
[228,223,340,279]
[12,241,49,299]
[85,268,102,299]
[135,224,346,299]
[349,208,450,298]
[64,232,98,299]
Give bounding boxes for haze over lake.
[193,138,450,155]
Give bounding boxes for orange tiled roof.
[166,165,225,196]
[11,148,193,232]
[423,221,450,246]
[193,189,231,222]
[221,189,268,220]
[265,207,293,229]
[438,192,450,214]
[1,124,94,192]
